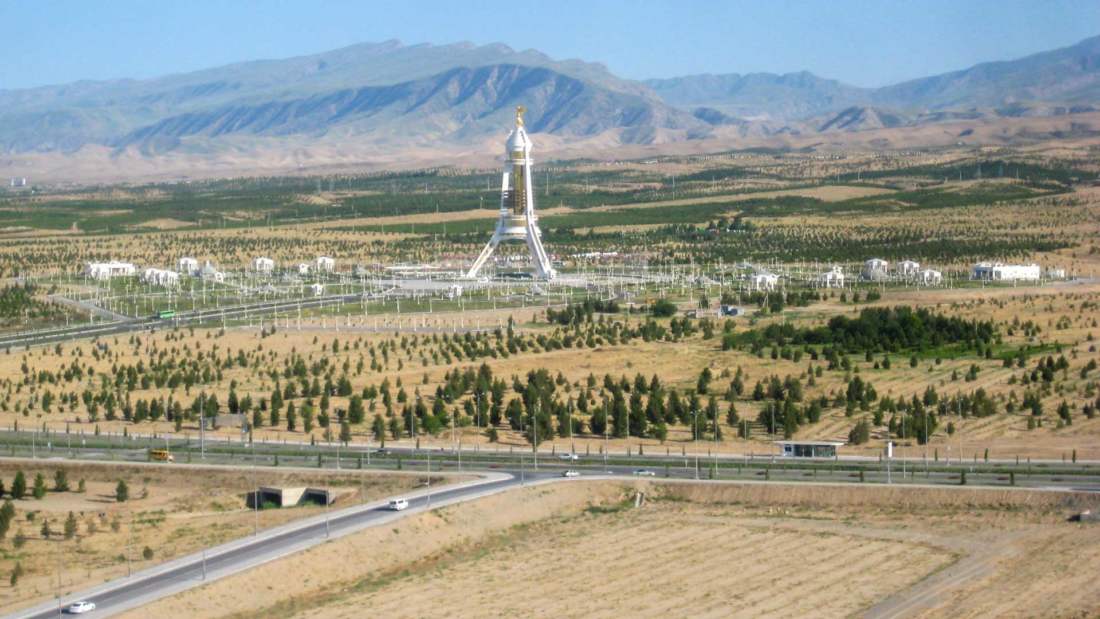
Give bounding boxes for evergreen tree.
[11,471,26,499]
[611,390,628,438]
[0,500,14,540]
[697,367,713,394]
[53,470,69,492]
[348,395,365,424]
[848,420,871,445]
[286,402,297,432]
[372,415,386,446]
[726,402,739,426]
[115,479,129,503]
[64,511,77,539]
[32,473,46,500]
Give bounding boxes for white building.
[309,283,324,297]
[897,260,921,277]
[919,269,943,286]
[201,260,225,283]
[861,258,889,281]
[1046,268,1067,280]
[817,266,845,288]
[178,257,199,275]
[750,273,778,292]
[84,261,136,281]
[251,257,275,273]
[315,256,335,272]
[297,263,311,275]
[971,262,1041,282]
[446,284,464,299]
[141,268,180,287]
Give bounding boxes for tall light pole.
[252,445,259,536]
[127,513,134,577]
[55,537,62,619]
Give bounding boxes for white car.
[562,469,581,478]
[387,498,409,511]
[633,469,656,477]
[558,453,579,461]
[67,601,96,614]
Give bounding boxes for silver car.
[67,601,96,614]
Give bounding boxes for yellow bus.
[149,449,174,463]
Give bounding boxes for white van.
[388,498,409,511]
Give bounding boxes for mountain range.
[3,35,1100,182]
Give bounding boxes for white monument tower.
[465,106,555,280]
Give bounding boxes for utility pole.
[127,514,134,577]
[199,397,206,460]
[56,538,62,619]
[252,447,259,536]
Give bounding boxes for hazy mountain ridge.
[649,35,1100,123]
[2,35,1099,181]
[113,63,702,154]
[0,40,678,154]
[645,71,870,120]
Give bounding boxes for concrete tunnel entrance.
[247,486,336,509]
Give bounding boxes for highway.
[4,443,1100,618]
[8,469,542,619]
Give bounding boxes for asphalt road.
[5,448,1099,618]
[8,470,542,619]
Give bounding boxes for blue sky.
[2,0,1098,90]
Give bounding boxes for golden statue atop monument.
[515,105,526,128]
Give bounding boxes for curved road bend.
[8,471,541,619]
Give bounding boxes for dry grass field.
[0,460,438,613]
[119,480,1100,619]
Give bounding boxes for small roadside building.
[315,256,335,272]
[201,260,225,283]
[971,262,1040,282]
[141,268,180,287]
[309,282,324,297]
[919,268,943,286]
[817,266,845,288]
[897,260,920,277]
[776,440,844,458]
[178,257,200,275]
[84,261,136,280]
[297,263,311,275]
[861,258,889,281]
[251,257,276,273]
[750,272,778,292]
